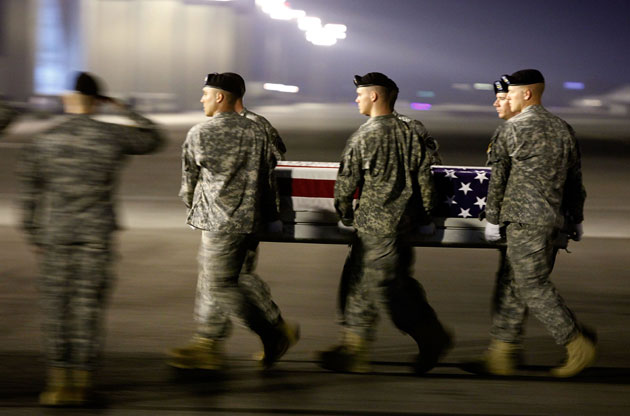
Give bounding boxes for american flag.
[431,166,491,219]
[276,162,491,220]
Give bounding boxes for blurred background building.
[1,0,256,111]
[0,0,359,111]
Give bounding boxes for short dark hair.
[388,89,399,110]
[74,72,105,97]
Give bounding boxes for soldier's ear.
[216,91,225,103]
[523,88,533,101]
[369,90,378,102]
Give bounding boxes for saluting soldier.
[167,72,298,371]
[478,69,595,378]
[319,72,451,374]
[18,72,165,406]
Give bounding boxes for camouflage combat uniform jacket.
[486,123,508,166]
[0,100,18,134]
[393,111,442,165]
[180,111,279,233]
[485,105,586,228]
[393,111,441,216]
[19,109,165,246]
[334,114,433,236]
[240,108,286,161]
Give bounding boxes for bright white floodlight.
[256,1,347,46]
[263,83,300,93]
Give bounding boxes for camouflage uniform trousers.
[194,231,281,340]
[38,241,112,370]
[339,232,442,341]
[491,245,561,343]
[490,223,577,345]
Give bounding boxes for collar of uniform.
[522,104,543,114]
[368,113,396,122]
[507,104,542,123]
[212,111,239,119]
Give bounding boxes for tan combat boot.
[39,367,75,406]
[69,369,93,405]
[482,339,520,376]
[318,330,371,373]
[167,335,225,370]
[464,339,520,376]
[551,332,597,378]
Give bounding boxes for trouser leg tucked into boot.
[551,330,597,378]
[167,335,225,370]
[318,330,370,373]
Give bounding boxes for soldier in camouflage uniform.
[167,73,298,371]
[172,72,288,365]
[486,77,520,162]
[391,107,442,233]
[225,73,287,162]
[477,69,595,378]
[18,72,164,406]
[318,73,452,374]
[231,72,285,282]
[0,99,19,134]
[390,90,442,165]
[486,77,519,349]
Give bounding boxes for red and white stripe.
[276,161,340,214]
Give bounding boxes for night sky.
[256,0,630,106]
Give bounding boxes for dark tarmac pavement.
[1,111,629,414]
[1,227,629,415]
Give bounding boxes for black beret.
[221,72,246,97]
[353,72,399,92]
[204,72,244,96]
[493,78,509,94]
[502,69,545,86]
[74,72,104,97]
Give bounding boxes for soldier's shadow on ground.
[309,358,630,384]
[412,361,630,384]
[0,352,329,409]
